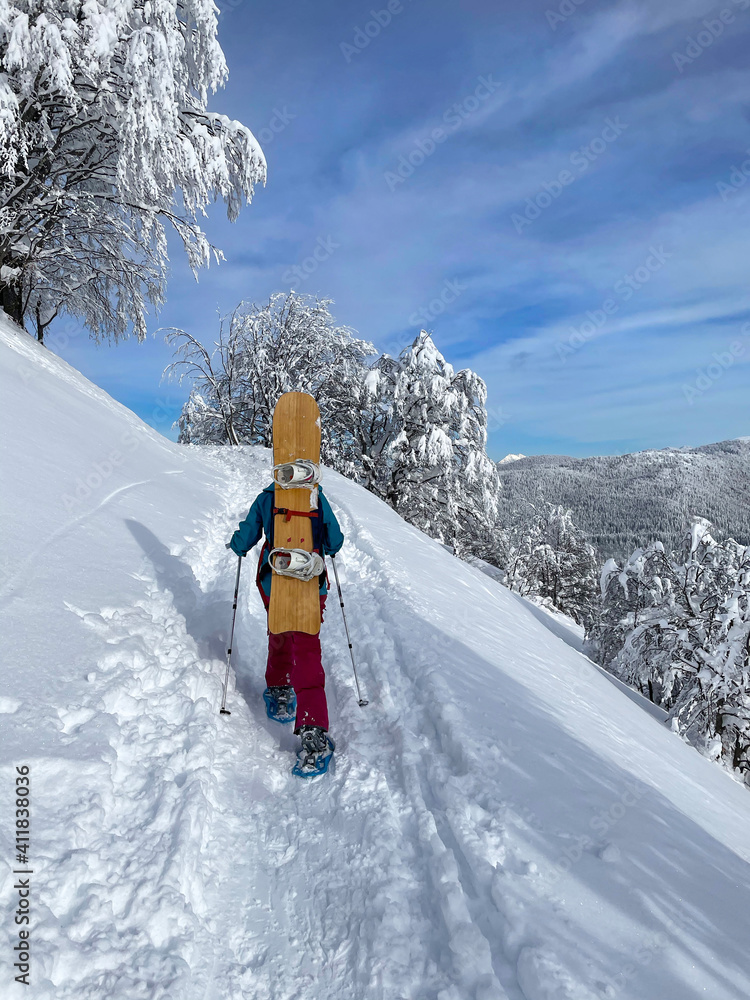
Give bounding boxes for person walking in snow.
[227,483,344,773]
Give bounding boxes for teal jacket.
[229,484,344,596]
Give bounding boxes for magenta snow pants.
[261,593,329,732]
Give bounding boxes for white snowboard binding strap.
[269,548,325,581]
[273,460,321,489]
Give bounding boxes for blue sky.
[56,0,750,458]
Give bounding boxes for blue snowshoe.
[292,726,335,778]
[263,686,297,724]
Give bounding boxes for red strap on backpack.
[273,506,319,523]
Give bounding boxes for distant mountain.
[496,438,750,560]
[499,453,526,464]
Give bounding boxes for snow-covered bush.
[175,390,230,446]
[0,0,265,341]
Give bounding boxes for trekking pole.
[330,554,368,707]
[220,555,243,716]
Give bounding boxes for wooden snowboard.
[268,392,322,635]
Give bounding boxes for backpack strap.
[256,539,270,607]
[273,506,320,523]
[271,502,326,573]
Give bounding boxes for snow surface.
[466,558,668,725]
[498,454,526,464]
[2,317,750,1000]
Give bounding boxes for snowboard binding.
[263,686,297,724]
[269,548,325,581]
[273,460,321,489]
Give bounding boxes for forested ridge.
[497,440,750,560]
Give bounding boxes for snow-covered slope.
[2,318,750,1000]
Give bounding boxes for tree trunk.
[225,413,240,446]
[35,302,45,344]
[732,731,745,773]
[1,282,24,328]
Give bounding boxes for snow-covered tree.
[665,519,750,775]
[528,506,599,623]
[226,293,374,472]
[471,499,538,596]
[166,306,248,444]
[480,502,597,623]
[586,542,676,700]
[168,292,375,469]
[0,0,265,341]
[172,319,502,560]
[586,517,750,781]
[175,389,229,445]
[360,331,499,553]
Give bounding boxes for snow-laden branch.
[0,0,266,341]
